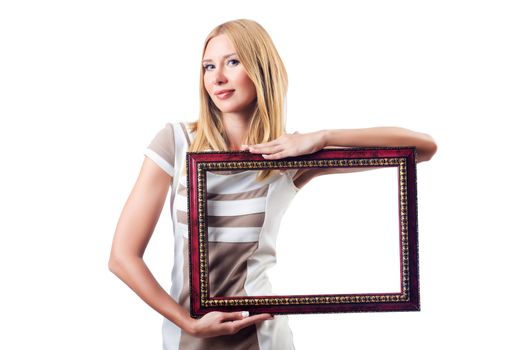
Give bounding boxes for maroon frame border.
[187,148,419,317]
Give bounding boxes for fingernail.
[241,311,249,318]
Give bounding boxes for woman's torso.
[161,122,299,350]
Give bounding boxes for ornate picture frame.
[187,148,419,317]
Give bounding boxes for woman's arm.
[320,127,437,162]
[241,127,437,188]
[108,157,271,337]
[242,127,436,162]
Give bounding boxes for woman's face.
[202,34,257,117]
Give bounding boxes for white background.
[272,168,404,295]
[1,1,527,349]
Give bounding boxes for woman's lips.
[214,89,235,100]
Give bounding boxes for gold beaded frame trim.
[187,148,419,317]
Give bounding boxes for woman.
[109,19,436,350]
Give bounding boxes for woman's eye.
[203,64,215,71]
[227,59,240,67]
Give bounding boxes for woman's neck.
[221,112,251,151]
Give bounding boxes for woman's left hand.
[241,131,326,159]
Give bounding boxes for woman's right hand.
[187,311,274,338]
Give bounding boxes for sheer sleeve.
[284,168,301,192]
[143,123,175,177]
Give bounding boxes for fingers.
[246,142,282,154]
[245,145,289,159]
[220,311,248,322]
[230,313,274,333]
[194,311,274,338]
[244,136,286,150]
[214,312,274,335]
[242,134,297,159]
[262,151,288,160]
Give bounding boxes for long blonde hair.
[188,19,288,181]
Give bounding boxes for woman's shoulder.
[144,120,196,174]
[172,120,197,146]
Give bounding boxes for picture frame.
[187,148,419,317]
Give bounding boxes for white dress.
[144,122,299,350]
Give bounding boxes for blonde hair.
[188,19,288,181]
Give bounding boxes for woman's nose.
[213,67,227,85]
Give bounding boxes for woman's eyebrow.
[202,53,238,64]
